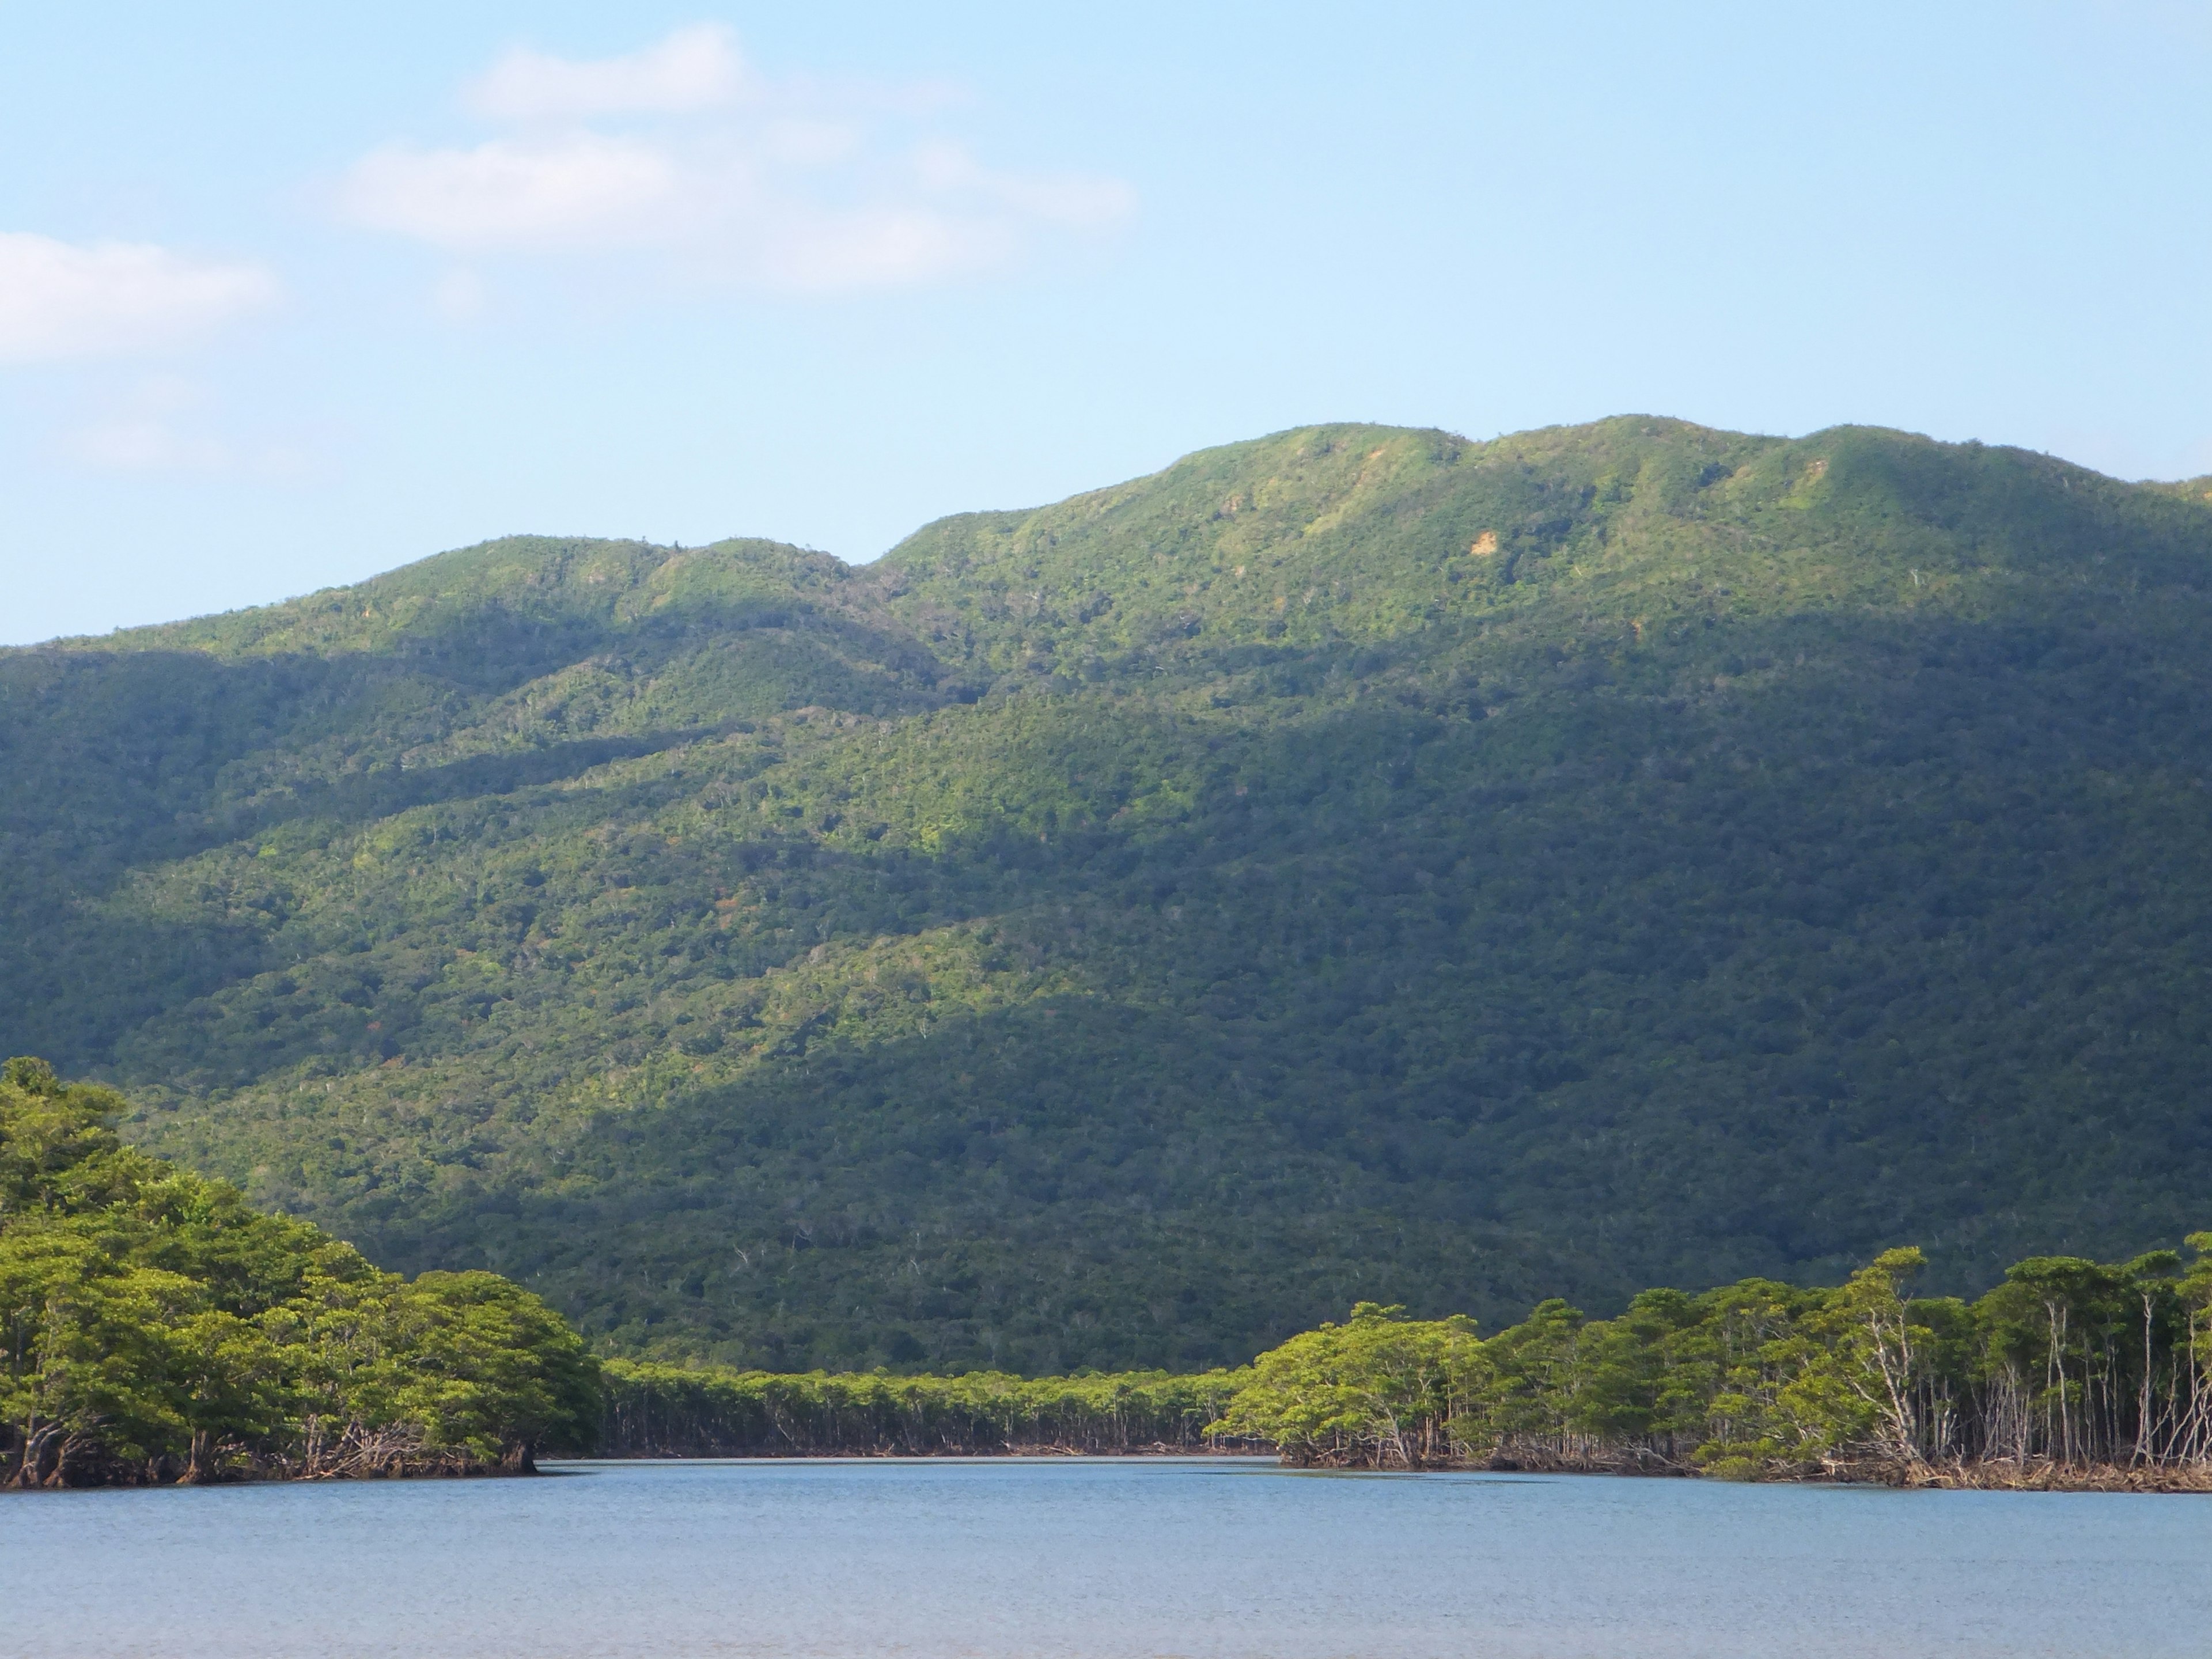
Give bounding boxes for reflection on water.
[7,1456,2211,1658]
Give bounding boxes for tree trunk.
[183,1429,213,1485]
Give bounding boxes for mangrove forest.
[1,1057,598,1487]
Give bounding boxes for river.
[7,1456,2208,1657]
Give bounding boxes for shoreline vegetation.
[12,1059,2212,1494]
[595,1233,2212,1493]
[2,1059,596,1488]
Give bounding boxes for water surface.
[7,1456,2208,1658]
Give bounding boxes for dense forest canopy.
[0,1058,597,1486]
[7,418,2212,1370]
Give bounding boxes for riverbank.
[1895,1459,2212,1493]
[575,1438,2212,1492]
[21,1440,2212,1493]
[6,1442,546,1491]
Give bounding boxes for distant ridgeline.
[9,419,2212,1368]
[0,1059,598,1488]
[605,1239,2212,1488]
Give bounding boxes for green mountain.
[9,417,2212,1372]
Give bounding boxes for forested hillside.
[8,418,2212,1372]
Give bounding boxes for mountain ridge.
[8,415,2212,1372]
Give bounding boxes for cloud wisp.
[0,234,279,363]
[337,23,1132,294]
[62,375,316,479]
[465,21,748,120]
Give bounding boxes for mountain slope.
[7,418,2212,1370]
[0,536,961,1067]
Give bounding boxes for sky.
[3,1,2209,645]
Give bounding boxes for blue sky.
[3,1,2208,644]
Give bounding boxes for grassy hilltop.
[7,416,2212,1371]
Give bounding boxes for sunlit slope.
[8,418,2212,1372]
[0,535,959,1066]
[881,417,2212,672]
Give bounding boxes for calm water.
[6,1456,2210,1658]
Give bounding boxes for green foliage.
[0,1059,597,1486]
[8,419,2212,1368]
[1210,1235,2212,1476]
[599,1360,1247,1455]
[1204,1301,1483,1465]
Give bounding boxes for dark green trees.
[1210,1240,2212,1480]
[0,1058,598,1486]
[597,1363,1247,1456]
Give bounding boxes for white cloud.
[337,24,1132,294]
[466,22,746,121]
[762,206,1007,293]
[910,140,1135,229]
[343,133,681,248]
[0,234,279,363]
[63,376,312,477]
